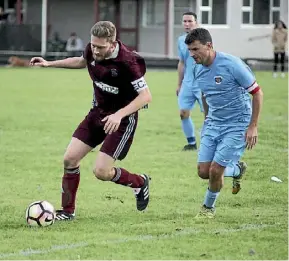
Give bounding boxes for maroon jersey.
[83,41,147,113]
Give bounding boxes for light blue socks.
[203,188,220,208]
[181,118,196,144]
[224,163,241,178]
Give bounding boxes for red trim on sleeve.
[250,86,260,95]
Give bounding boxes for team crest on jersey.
[214,76,223,84]
[111,68,118,77]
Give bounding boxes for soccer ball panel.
[38,211,55,226]
[26,217,39,226]
[41,201,55,213]
[26,200,55,227]
[28,203,43,219]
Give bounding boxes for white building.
[2,0,288,59]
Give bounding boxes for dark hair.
[185,28,212,45]
[182,11,197,21]
[274,20,287,29]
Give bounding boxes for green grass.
[0,68,287,260]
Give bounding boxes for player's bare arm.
[201,92,208,118]
[246,88,263,150]
[102,87,152,135]
[118,87,152,117]
[30,56,86,69]
[177,59,184,96]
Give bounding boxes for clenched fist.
[30,57,49,67]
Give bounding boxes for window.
[199,0,227,25]
[2,0,19,11]
[99,0,116,24]
[143,0,165,26]
[241,0,280,25]
[174,0,196,25]
[0,0,26,23]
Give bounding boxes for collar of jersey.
[105,43,119,59]
[204,51,217,68]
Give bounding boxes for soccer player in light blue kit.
[185,28,263,218]
[177,12,203,151]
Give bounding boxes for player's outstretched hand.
[245,125,258,150]
[102,113,122,135]
[30,57,49,67]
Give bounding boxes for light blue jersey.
[197,52,259,167]
[194,52,257,127]
[177,34,203,111]
[178,34,196,89]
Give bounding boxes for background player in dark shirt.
[30,21,152,221]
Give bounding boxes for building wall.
[25,0,288,59]
[280,0,288,23]
[26,0,94,43]
[139,0,289,59]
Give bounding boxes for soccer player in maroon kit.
[30,21,152,221]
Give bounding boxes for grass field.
[0,68,288,260]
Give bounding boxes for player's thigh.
[198,127,217,164]
[178,87,196,111]
[64,137,93,168]
[100,112,138,161]
[94,151,115,170]
[213,130,246,167]
[72,109,106,149]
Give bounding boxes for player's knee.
[209,163,224,179]
[180,110,190,119]
[63,156,79,169]
[93,166,111,181]
[197,164,210,179]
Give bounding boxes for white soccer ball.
[25,200,55,227]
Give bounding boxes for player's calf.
[110,168,150,211]
[209,162,225,191]
[195,162,223,218]
[93,166,150,211]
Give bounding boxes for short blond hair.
[90,21,116,42]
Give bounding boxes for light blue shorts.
[198,123,247,167]
[178,85,203,112]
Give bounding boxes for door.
[98,0,117,24]
[117,0,139,51]
[97,0,139,51]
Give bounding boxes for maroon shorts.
[73,107,138,160]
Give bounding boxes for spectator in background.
[0,6,8,24]
[272,20,288,78]
[7,10,16,24]
[47,32,66,53]
[66,32,84,57]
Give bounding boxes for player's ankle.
[60,209,74,214]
